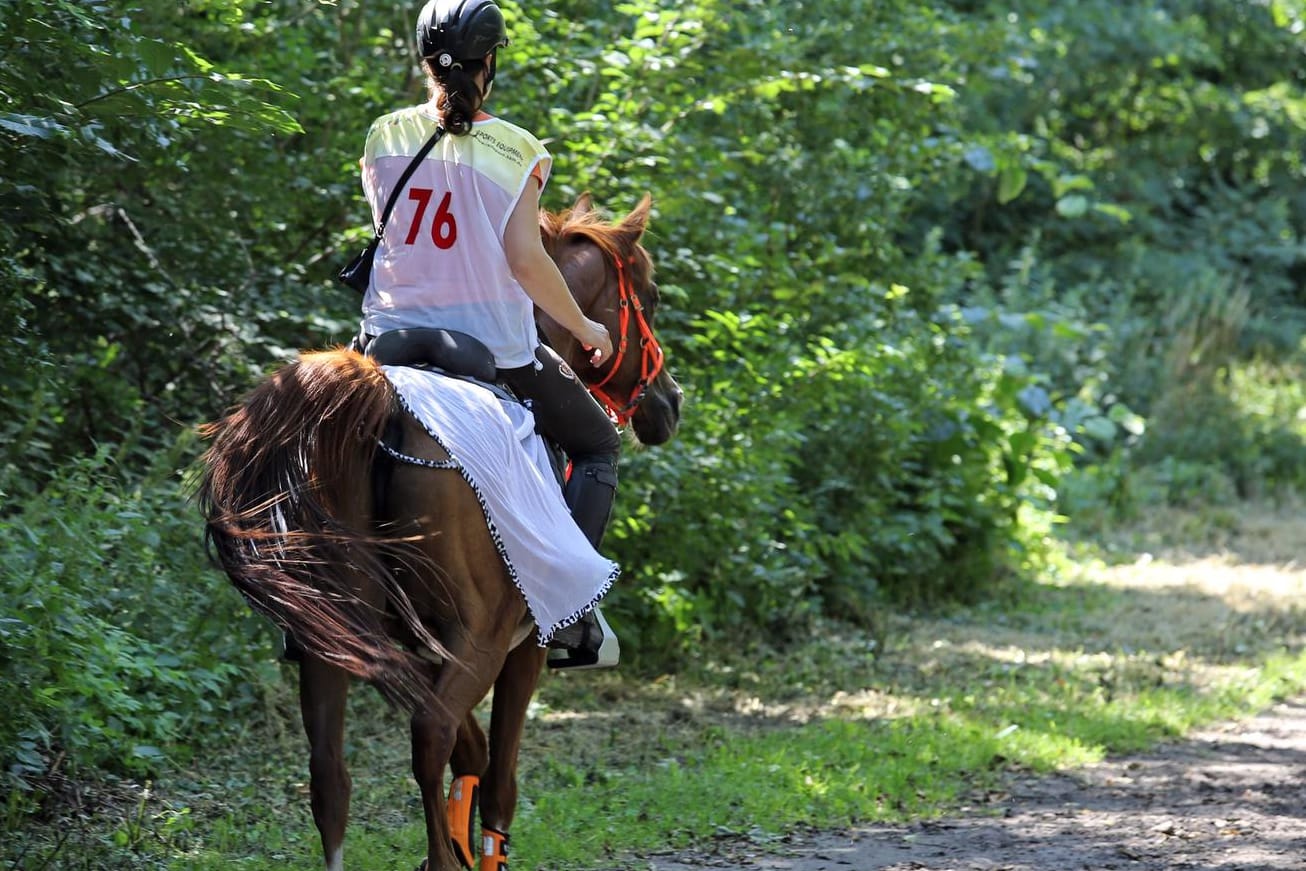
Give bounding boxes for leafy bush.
[608,293,1076,654]
[938,0,1306,498]
[0,444,271,806]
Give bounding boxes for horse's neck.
[538,242,605,355]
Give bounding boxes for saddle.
[360,327,565,484]
[360,328,512,401]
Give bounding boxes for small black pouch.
[337,239,378,294]
[336,126,444,295]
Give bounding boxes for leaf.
[1080,416,1117,442]
[1017,385,1052,417]
[997,166,1027,204]
[1108,403,1147,435]
[1055,195,1090,218]
[912,81,957,103]
[0,113,64,139]
[138,38,178,79]
[1092,202,1133,223]
[1052,174,1094,198]
[964,145,996,173]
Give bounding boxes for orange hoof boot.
[480,827,509,871]
[446,775,480,869]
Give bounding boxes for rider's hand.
[576,318,612,367]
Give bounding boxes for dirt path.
[639,509,1306,871]
[643,699,1306,871]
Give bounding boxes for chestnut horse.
[198,195,681,871]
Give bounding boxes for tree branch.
[74,75,216,110]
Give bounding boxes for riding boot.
[548,455,620,670]
[563,455,619,548]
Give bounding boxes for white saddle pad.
[382,365,619,645]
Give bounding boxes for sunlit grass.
[8,508,1306,870]
[506,643,1306,869]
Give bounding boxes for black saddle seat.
[362,326,567,487]
[364,328,497,383]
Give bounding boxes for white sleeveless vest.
[359,106,551,369]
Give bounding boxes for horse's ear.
[572,192,595,217]
[616,193,652,243]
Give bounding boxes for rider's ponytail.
[425,58,487,136]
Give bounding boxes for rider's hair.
[424,57,487,136]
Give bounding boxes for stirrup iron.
[547,607,619,671]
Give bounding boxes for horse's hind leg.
[446,714,490,867]
[479,642,548,864]
[300,654,352,871]
[412,651,507,871]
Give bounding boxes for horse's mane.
[540,205,632,262]
[540,200,657,309]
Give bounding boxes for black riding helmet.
[416,0,509,85]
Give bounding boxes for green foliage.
[0,0,372,493]
[4,0,1306,818]
[0,444,270,805]
[610,294,1074,653]
[936,0,1306,495]
[507,0,1080,647]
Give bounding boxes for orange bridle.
[587,256,664,426]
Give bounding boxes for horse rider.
[355,0,623,669]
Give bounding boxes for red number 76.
[404,188,457,249]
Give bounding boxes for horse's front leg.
[479,642,548,869]
[300,653,352,871]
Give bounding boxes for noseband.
[587,255,664,426]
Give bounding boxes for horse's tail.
[197,349,446,710]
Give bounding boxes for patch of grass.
[7,507,1306,870]
[508,634,1306,869]
[517,714,1078,868]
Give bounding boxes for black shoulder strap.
[372,126,445,239]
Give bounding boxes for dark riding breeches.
[497,345,620,548]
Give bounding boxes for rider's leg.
[498,345,621,545]
[499,345,622,669]
[563,454,619,549]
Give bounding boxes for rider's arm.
[504,179,612,365]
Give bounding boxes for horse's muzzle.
[631,371,683,446]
